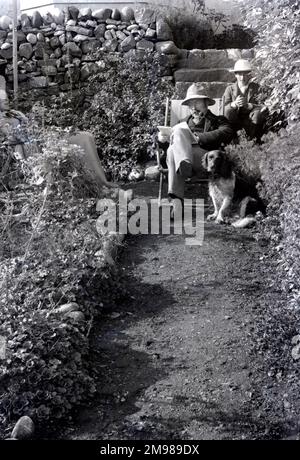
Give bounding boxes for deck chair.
[157,97,225,206]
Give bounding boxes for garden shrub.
[149,0,255,50]
[225,127,300,312]
[40,53,174,181]
[223,0,300,295]
[165,9,215,49]
[215,1,300,424]
[225,132,263,183]
[213,23,256,50]
[231,0,300,311]
[241,0,300,125]
[258,129,300,307]
[226,127,300,428]
[0,126,127,437]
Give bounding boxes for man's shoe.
[178,160,193,179]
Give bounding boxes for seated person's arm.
[234,83,264,112]
[197,117,234,147]
[224,86,234,109]
[224,86,254,112]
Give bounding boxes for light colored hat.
[232,59,252,73]
[182,83,215,106]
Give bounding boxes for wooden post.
[12,0,18,108]
[164,97,169,126]
[156,149,162,208]
[157,97,170,208]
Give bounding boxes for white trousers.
[167,122,207,199]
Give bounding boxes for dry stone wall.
[0,5,255,106]
[0,6,182,92]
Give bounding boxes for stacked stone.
[0,6,181,91]
[174,48,255,98]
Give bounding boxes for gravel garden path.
[57,181,289,440]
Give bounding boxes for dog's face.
[203,150,225,173]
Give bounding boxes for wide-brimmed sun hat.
[182,83,215,106]
[231,59,252,73]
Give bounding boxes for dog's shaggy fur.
[202,150,265,226]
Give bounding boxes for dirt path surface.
[59,181,286,440]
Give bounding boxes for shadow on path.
[55,181,286,440]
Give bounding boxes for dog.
[202,150,265,227]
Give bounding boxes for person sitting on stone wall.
[0,88,117,190]
[223,59,268,141]
[158,84,234,213]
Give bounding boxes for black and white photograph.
[0,0,299,447]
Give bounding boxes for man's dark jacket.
[183,109,234,151]
[224,81,261,111]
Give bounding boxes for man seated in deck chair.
[158,84,234,213]
[223,59,268,141]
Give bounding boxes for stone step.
[176,48,254,70]
[175,81,228,99]
[174,68,235,83]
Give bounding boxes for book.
[157,126,173,135]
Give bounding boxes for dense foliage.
[226,126,300,312]
[2,0,300,437]
[0,127,127,437]
[153,1,255,49]
[240,0,300,125]
[258,130,300,308]
[225,126,300,429]
[40,52,174,181]
[230,0,300,308]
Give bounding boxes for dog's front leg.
[207,193,219,221]
[216,196,232,223]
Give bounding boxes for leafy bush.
[240,0,300,125]
[231,0,300,305]
[0,127,127,437]
[225,132,263,183]
[226,127,300,312]
[258,129,300,307]
[40,53,174,181]
[149,0,255,49]
[228,128,300,427]
[230,0,300,302]
[166,9,215,49]
[213,23,256,49]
